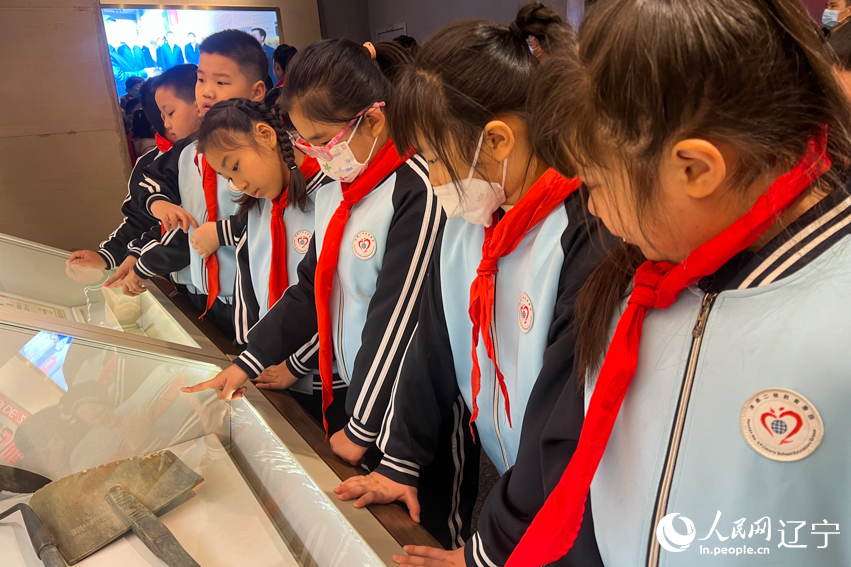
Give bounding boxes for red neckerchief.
[155,133,174,153]
[274,77,285,88]
[507,131,832,566]
[315,141,411,435]
[191,153,220,318]
[268,157,320,309]
[469,170,581,434]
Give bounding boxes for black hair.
[530,0,851,381]
[200,29,268,85]
[139,77,167,138]
[124,76,144,92]
[829,22,851,69]
[188,32,195,38]
[392,34,420,56]
[272,44,298,74]
[155,63,198,104]
[132,108,154,138]
[125,97,141,116]
[280,39,411,126]
[166,30,175,37]
[252,27,267,40]
[389,2,571,186]
[197,99,307,214]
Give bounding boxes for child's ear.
[482,120,515,164]
[364,108,387,137]
[251,80,267,103]
[256,122,278,150]
[667,139,726,200]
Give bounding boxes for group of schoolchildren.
[67,0,851,565]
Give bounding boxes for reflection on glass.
[18,332,73,390]
[0,322,387,566]
[0,323,223,478]
[0,234,198,347]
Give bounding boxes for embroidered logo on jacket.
[518,292,534,333]
[740,388,823,462]
[352,230,377,260]
[292,230,312,254]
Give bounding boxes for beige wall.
[366,0,568,45]
[0,0,320,253]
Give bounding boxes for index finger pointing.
[181,379,219,393]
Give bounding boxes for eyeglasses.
[289,102,385,161]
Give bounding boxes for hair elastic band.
[289,163,298,170]
[363,41,377,60]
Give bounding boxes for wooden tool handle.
[105,486,200,567]
[39,544,67,567]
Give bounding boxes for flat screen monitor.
[101,5,283,101]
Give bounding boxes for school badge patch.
[292,230,312,254]
[740,388,823,462]
[518,292,534,334]
[353,230,377,260]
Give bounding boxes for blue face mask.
[824,9,844,30]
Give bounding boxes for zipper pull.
[692,293,718,337]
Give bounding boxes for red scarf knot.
[629,262,675,309]
[477,258,499,277]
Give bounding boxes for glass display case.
[0,233,223,357]
[0,233,418,566]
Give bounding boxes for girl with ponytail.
[512,0,851,566]
[337,3,614,565]
[188,99,324,369]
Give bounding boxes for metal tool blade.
[105,485,200,567]
[0,465,52,494]
[28,450,202,564]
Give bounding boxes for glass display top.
[0,320,389,566]
[0,233,199,349]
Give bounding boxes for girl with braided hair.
[183,38,465,548]
[189,99,325,384]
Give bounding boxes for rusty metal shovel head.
[28,450,203,565]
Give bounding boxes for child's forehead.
[155,86,193,107]
[198,52,248,80]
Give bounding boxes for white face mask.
[432,132,507,227]
[824,9,844,29]
[316,115,379,183]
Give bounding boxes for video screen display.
[102,6,281,100]
[19,331,73,390]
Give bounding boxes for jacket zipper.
[490,274,510,471]
[335,283,350,384]
[646,292,717,567]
